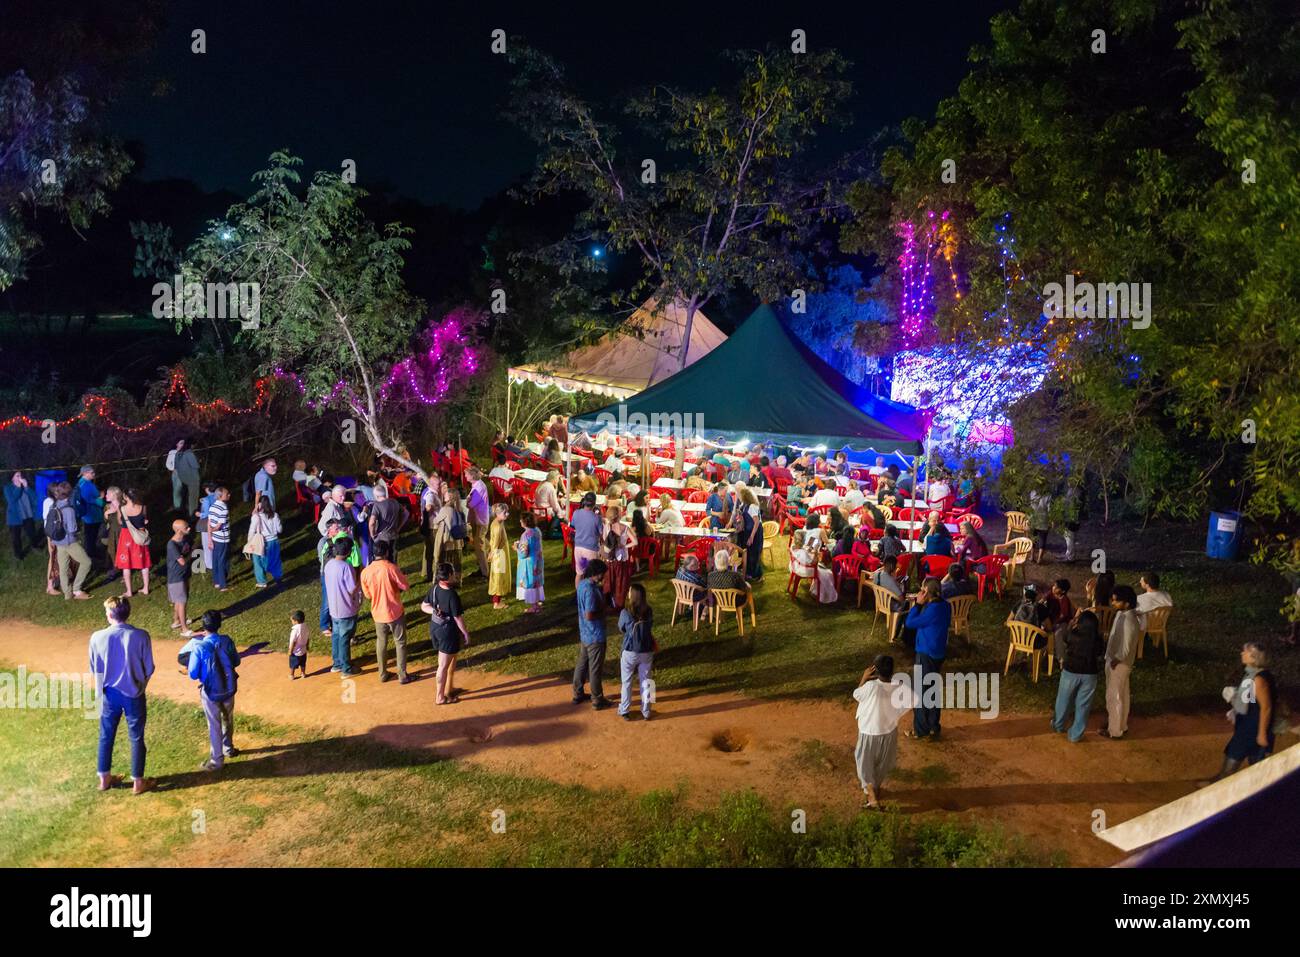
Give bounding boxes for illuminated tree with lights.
[179,152,479,482]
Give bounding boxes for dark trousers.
[319,574,332,631]
[98,686,147,779]
[573,640,607,700]
[83,521,103,561]
[9,519,41,559]
[211,540,230,588]
[912,652,945,738]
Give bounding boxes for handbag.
[242,514,266,557]
[126,515,151,548]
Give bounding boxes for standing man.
[89,596,155,795]
[368,483,408,551]
[188,609,240,771]
[166,518,195,636]
[904,578,952,742]
[419,475,444,582]
[73,465,108,574]
[573,559,611,710]
[48,481,92,599]
[324,538,362,677]
[361,539,411,683]
[570,492,603,589]
[252,458,278,510]
[464,467,491,579]
[317,518,343,636]
[1101,585,1142,740]
[206,485,232,591]
[169,438,202,516]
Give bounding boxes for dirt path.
[0,618,1249,865]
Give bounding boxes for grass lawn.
[0,667,1047,867]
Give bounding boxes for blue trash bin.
[1205,511,1242,561]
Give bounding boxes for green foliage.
[506,41,852,364]
[0,71,131,290]
[843,0,1300,542]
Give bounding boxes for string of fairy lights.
[1,312,482,436]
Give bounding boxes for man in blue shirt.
[89,596,156,794]
[74,464,108,570]
[188,609,241,771]
[570,492,603,589]
[704,485,726,529]
[573,559,611,709]
[905,579,952,741]
[252,458,278,509]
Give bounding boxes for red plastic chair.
[560,522,575,565]
[632,536,661,577]
[781,505,806,535]
[593,466,614,487]
[835,485,848,497]
[684,489,707,504]
[674,537,711,570]
[490,475,514,503]
[974,554,1008,601]
[920,554,955,579]
[807,503,834,518]
[832,541,875,593]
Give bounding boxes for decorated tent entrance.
[569,303,927,460]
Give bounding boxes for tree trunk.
[678,295,699,371]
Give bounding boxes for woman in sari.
[487,502,512,609]
[515,512,545,613]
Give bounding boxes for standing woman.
[421,563,470,705]
[487,502,513,609]
[739,485,763,582]
[617,582,655,720]
[6,471,41,560]
[1211,642,1277,782]
[250,497,283,587]
[515,511,545,613]
[432,487,465,576]
[114,489,152,597]
[852,655,912,808]
[601,505,637,611]
[170,438,202,515]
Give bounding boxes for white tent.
[507,295,726,400]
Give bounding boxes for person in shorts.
[288,609,309,678]
[165,518,195,636]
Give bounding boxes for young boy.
[166,518,195,635]
[288,609,310,679]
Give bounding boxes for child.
[288,609,310,678]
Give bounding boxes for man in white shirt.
[1135,572,1173,614]
[925,476,952,507]
[488,463,516,483]
[317,485,352,537]
[810,484,841,510]
[842,484,866,511]
[868,456,888,476]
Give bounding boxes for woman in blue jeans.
[618,583,655,720]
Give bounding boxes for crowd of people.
[12,427,1277,809]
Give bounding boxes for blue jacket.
[74,478,104,524]
[906,599,952,659]
[4,484,37,526]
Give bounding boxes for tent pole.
[505,375,512,437]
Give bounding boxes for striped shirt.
[208,499,231,543]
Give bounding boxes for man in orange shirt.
[360,539,411,683]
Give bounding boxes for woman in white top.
[602,505,637,561]
[852,655,915,808]
[532,470,566,537]
[250,497,284,587]
[656,492,685,529]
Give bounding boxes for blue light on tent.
[590,246,604,258]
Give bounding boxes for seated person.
[544,439,564,466]
[871,555,905,612]
[953,470,978,509]
[571,467,599,495]
[955,520,989,571]
[656,492,685,529]
[1135,571,1173,615]
[505,435,526,457]
[923,515,954,557]
[685,468,710,493]
[674,553,707,598]
[292,460,323,492]
[488,462,517,483]
[809,481,840,511]
[876,525,906,562]
[925,472,952,508]
[1011,584,1052,648]
[707,548,749,606]
[868,455,888,477]
[490,430,509,461]
[939,564,976,600]
[1045,578,1075,660]
[802,513,826,551]
[842,483,866,511]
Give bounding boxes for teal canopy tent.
[570,304,927,456]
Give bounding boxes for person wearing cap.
[571,491,603,589]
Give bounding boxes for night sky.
[108,0,1017,209]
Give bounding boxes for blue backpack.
[196,634,240,702]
